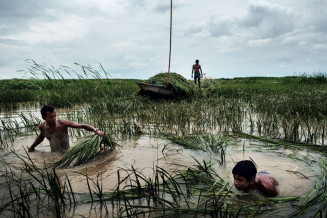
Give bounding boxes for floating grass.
[110,157,297,217]
[1,149,77,217]
[166,134,230,164]
[53,135,119,168]
[234,132,327,154]
[290,157,327,217]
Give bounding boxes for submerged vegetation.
[1,144,302,217]
[1,62,327,216]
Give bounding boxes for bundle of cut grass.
[146,72,197,98]
[167,134,229,165]
[167,134,229,152]
[201,79,220,95]
[53,135,118,168]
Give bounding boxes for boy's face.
[233,174,254,191]
[43,111,57,126]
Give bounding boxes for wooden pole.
[166,0,172,86]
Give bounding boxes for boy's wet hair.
[232,160,257,182]
[195,59,199,63]
[41,105,55,117]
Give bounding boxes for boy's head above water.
[232,160,279,197]
[232,160,257,191]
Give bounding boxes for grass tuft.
[53,135,119,168]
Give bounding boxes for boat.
[136,82,173,96]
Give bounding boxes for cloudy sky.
[0,0,326,79]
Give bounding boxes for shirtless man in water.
[232,160,279,197]
[192,59,203,88]
[28,105,105,152]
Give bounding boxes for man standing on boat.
[192,59,203,88]
[28,105,105,152]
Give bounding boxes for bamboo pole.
[166,0,172,86]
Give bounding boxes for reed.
[290,157,327,217]
[1,149,77,217]
[166,134,230,164]
[109,157,296,217]
[53,135,119,168]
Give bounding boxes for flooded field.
[1,130,322,217]
[2,135,318,194]
[1,75,327,217]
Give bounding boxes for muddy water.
[0,132,322,218]
[221,139,318,197]
[1,135,200,191]
[1,135,318,198]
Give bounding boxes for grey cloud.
[154,3,181,13]
[207,17,233,37]
[311,17,327,33]
[240,2,295,38]
[184,25,204,36]
[130,0,145,7]
[154,4,170,13]
[206,2,295,39]
[0,0,61,35]
[0,38,27,46]
[0,0,46,20]
[278,58,292,67]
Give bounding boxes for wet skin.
[233,174,255,191]
[28,110,105,152]
[233,174,279,197]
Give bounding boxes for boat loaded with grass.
[137,72,197,98]
[137,72,219,98]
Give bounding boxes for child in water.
[232,160,279,197]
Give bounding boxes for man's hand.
[28,147,35,152]
[95,129,106,137]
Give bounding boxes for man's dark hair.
[232,160,257,182]
[195,59,199,63]
[41,105,55,117]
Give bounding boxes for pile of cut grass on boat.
[201,79,220,94]
[54,135,118,168]
[146,72,197,98]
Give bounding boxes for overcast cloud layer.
[0,0,326,79]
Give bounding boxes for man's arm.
[63,120,105,137]
[28,125,45,152]
[256,175,279,197]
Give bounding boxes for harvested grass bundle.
[167,134,229,152]
[54,135,118,168]
[201,79,220,95]
[146,72,197,98]
[167,134,229,165]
